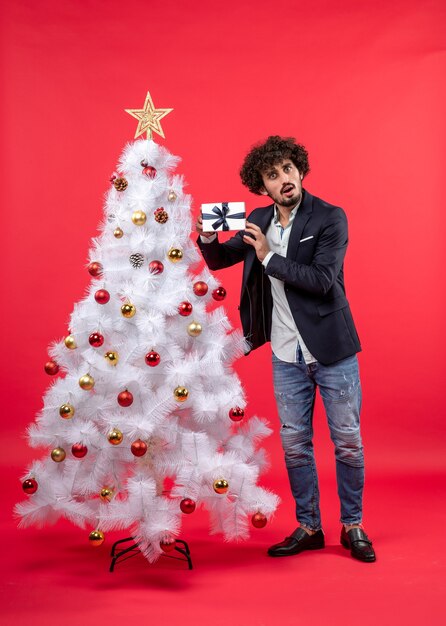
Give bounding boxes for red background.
[1,1,445,624]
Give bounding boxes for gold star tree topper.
[125,91,173,140]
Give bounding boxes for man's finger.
[244,226,260,237]
[243,234,256,247]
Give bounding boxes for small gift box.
[201,202,246,232]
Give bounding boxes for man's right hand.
[196,215,215,239]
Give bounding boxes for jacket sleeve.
[264,207,348,295]
[196,230,249,270]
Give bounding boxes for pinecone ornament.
[154,208,169,224]
[129,253,144,268]
[113,177,128,192]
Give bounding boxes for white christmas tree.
[16,93,279,563]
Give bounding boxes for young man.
[196,136,376,563]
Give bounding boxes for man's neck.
[275,198,302,227]
[277,207,292,227]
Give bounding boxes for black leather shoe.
[341,527,376,562]
[268,527,325,557]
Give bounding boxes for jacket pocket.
[317,296,348,317]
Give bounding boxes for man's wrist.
[262,251,274,267]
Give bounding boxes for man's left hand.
[243,222,270,262]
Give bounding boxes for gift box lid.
[201,202,246,232]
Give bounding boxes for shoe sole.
[268,542,325,557]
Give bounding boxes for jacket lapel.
[287,190,313,260]
[254,203,275,233]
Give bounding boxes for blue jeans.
[272,349,364,530]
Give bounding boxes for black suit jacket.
[197,190,361,365]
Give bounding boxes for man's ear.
[259,187,269,196]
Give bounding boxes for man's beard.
[274,190,301,208]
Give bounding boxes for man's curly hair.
[240,135,310,195]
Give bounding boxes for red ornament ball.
[72,443,88,458]
[212,286,227,301]
[118,390,133,407]
[229,407,245,422]
[88,262,103,277]
[44,360,59,375]
[193,281,208,297]
[143,165,157,179]
[22,478,38,494]
[180,498,196,514]
[178,301,193,316]
[94,289,110,304]
[149,260,164,275]
[145,350,160,367]
[89,332,104,348]
[251,512,268,529]
[160,537,176,552]
[131,439,148,457]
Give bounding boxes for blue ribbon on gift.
[202,202,246,231]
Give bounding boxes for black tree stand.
[109,537,193,572]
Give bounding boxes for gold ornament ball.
[59,403,75,419]
[168,190,177,202]
[51,447,66,463]
[100,487,114,502]
[104,351,119,366]
[89,530,105,546]
[108,428,123,445]
[132,210,147,225]
[64,335,77,350]
[213,478,229,494]
[113,227,124,238]
[174,386,189,402]
[121,303,136,318]
[187,321,202,337]
[79,374,95,390]
[167,247,183,263]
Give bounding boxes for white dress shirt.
[262,204,316,364]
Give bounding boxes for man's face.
[260,159,303,208]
